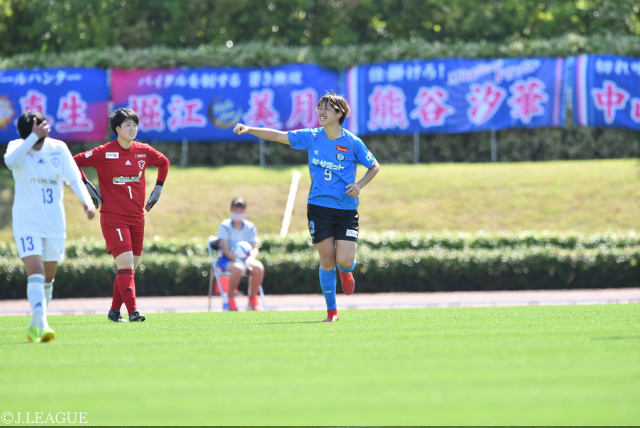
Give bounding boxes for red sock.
[116,269,137,315]
[110,280,124,311]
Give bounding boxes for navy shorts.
[307,204,359,244]
[216,254,233,272]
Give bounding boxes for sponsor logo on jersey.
[125,160,132,165]
[336,145,349,153]
[135,154,146,158]
[31,178,58,185]
[138,160,145,169]
[346,229,358,238]
[106,152,119,159]
[113,176,141,185]
[366,151,373,161]
[85,151,93,158]
[50,152,61,156]
[312,158,345,171]
[336,153,346,162]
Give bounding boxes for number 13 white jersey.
[5,134,87,239]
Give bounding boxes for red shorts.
[101,223,145,258]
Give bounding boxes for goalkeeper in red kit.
[74,108,170,323]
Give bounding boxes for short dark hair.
[231,197,247,210]
[109,108,139,135]
[317,90,351,125]
[17,111,45,140]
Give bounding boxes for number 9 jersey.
[73,140,170,226]
[288,127,376,210]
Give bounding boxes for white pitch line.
[280,170,301,237]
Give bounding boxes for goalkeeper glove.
[83,178,103,209]
[145,183,163,212]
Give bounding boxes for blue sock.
[337,259,357,274]
[319,267,337,310]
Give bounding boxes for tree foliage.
[2,34,639,70]
[0,0,637,57]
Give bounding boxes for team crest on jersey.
[313,150,319,155]
[336,145,349,153]
[50,156,60,168]
[106,152,119,159]
[336,152,346,162]
[138,160,145,169]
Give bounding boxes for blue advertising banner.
[112,65,339,142]
[344,57,566,136]
[0,68,109,142]
[572,55,640,130]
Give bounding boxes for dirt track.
[1,288,639,316]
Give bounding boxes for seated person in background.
[216,197,265,311]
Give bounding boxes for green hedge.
[260,231,640,252]
[1,34,639,70]
[2,233,640,299]
[4,231,640,259]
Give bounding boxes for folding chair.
[207,235,267,312]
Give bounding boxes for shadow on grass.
[593,336,640,341]
[0,341,38,347]
[249,321,324,325]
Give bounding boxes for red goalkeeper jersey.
[74,140,170,225]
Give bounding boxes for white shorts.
[14,234,66,262]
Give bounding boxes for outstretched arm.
[233,123,290,146]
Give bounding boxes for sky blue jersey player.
[234,91,380,322]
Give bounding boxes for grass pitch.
[1,305,639,425]
[2,159,640,242]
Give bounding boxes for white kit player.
[4,112,95,343]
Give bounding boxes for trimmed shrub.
[2,237,640,299]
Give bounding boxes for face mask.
[232,212,245,221]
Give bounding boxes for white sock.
[44,280,54,308]
[27,274,47,330]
